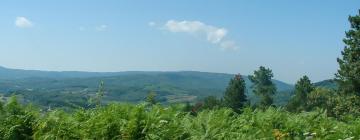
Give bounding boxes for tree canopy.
[336,10,360,96]
[249,66,277,107]
[287,76,314,112]
[223,74,247,112]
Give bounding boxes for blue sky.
[0,0,359,83]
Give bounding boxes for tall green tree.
[287,75,314,112]
[146,91,157,105]
[0,100,3,113]
[223,74,247,112]
[249,66,276,108]
[336,10,360,96]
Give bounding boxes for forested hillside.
[0,70,293,109]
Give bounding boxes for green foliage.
[33,110,81,139]
[183,101,193,112]
[330,95,360,119]
[145,91,157,105]
[0,96,38,140]
[305,87,360,119]
[249,66,277,108]
[223,74,247,112]
[336,10,360,96]
[306,88,335,112]
[202,96,221,110]
[1,96,360,139]
[287,76,314,112]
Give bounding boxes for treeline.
[199,66,277,113]
[198,10,360,120]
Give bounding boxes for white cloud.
[15,17,33,28]
[207,28,227,44]
[148,21,156,27]
[96,25,108,31]
[164,20,227,43]
[161,20,237,50]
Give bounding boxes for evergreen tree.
[183,101,193,112]
[0,100,3,113]
[202,96,221,109]
[223,74,247,112]
[287,75,314,112]
[336,10,360,96]
[146,91,157,105]
[249,66,276,108]
[295,76,314,102]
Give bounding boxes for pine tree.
[223,74,247,112]
[287,75,314,112]
[295,76,314,101]
[0,100,3,113]
[336,10,360,96]
[146,91,157,105]
[249,66,276,108]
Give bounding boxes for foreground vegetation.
[1,97,360,140]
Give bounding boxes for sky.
[0,0,359,84]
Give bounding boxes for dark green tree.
[202,96,221,109]
[182,101,193,112]
[336,10,360,96]
[249,66,276,108]
[146,91,157,105]
[223,74,247,112]
[287,75,314,112]
[306,88,335,112]
[0,100,3,113]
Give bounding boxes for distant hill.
[314,79,338,89]
[0,66,122,79]
[0,66,294,109]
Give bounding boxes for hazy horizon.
[1,0,360,83]
[0,65,330,84]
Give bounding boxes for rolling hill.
[0,66,294,109]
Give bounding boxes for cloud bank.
[15,17,33,28]
[161,20,237,50]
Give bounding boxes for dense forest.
[1,10,360,140]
